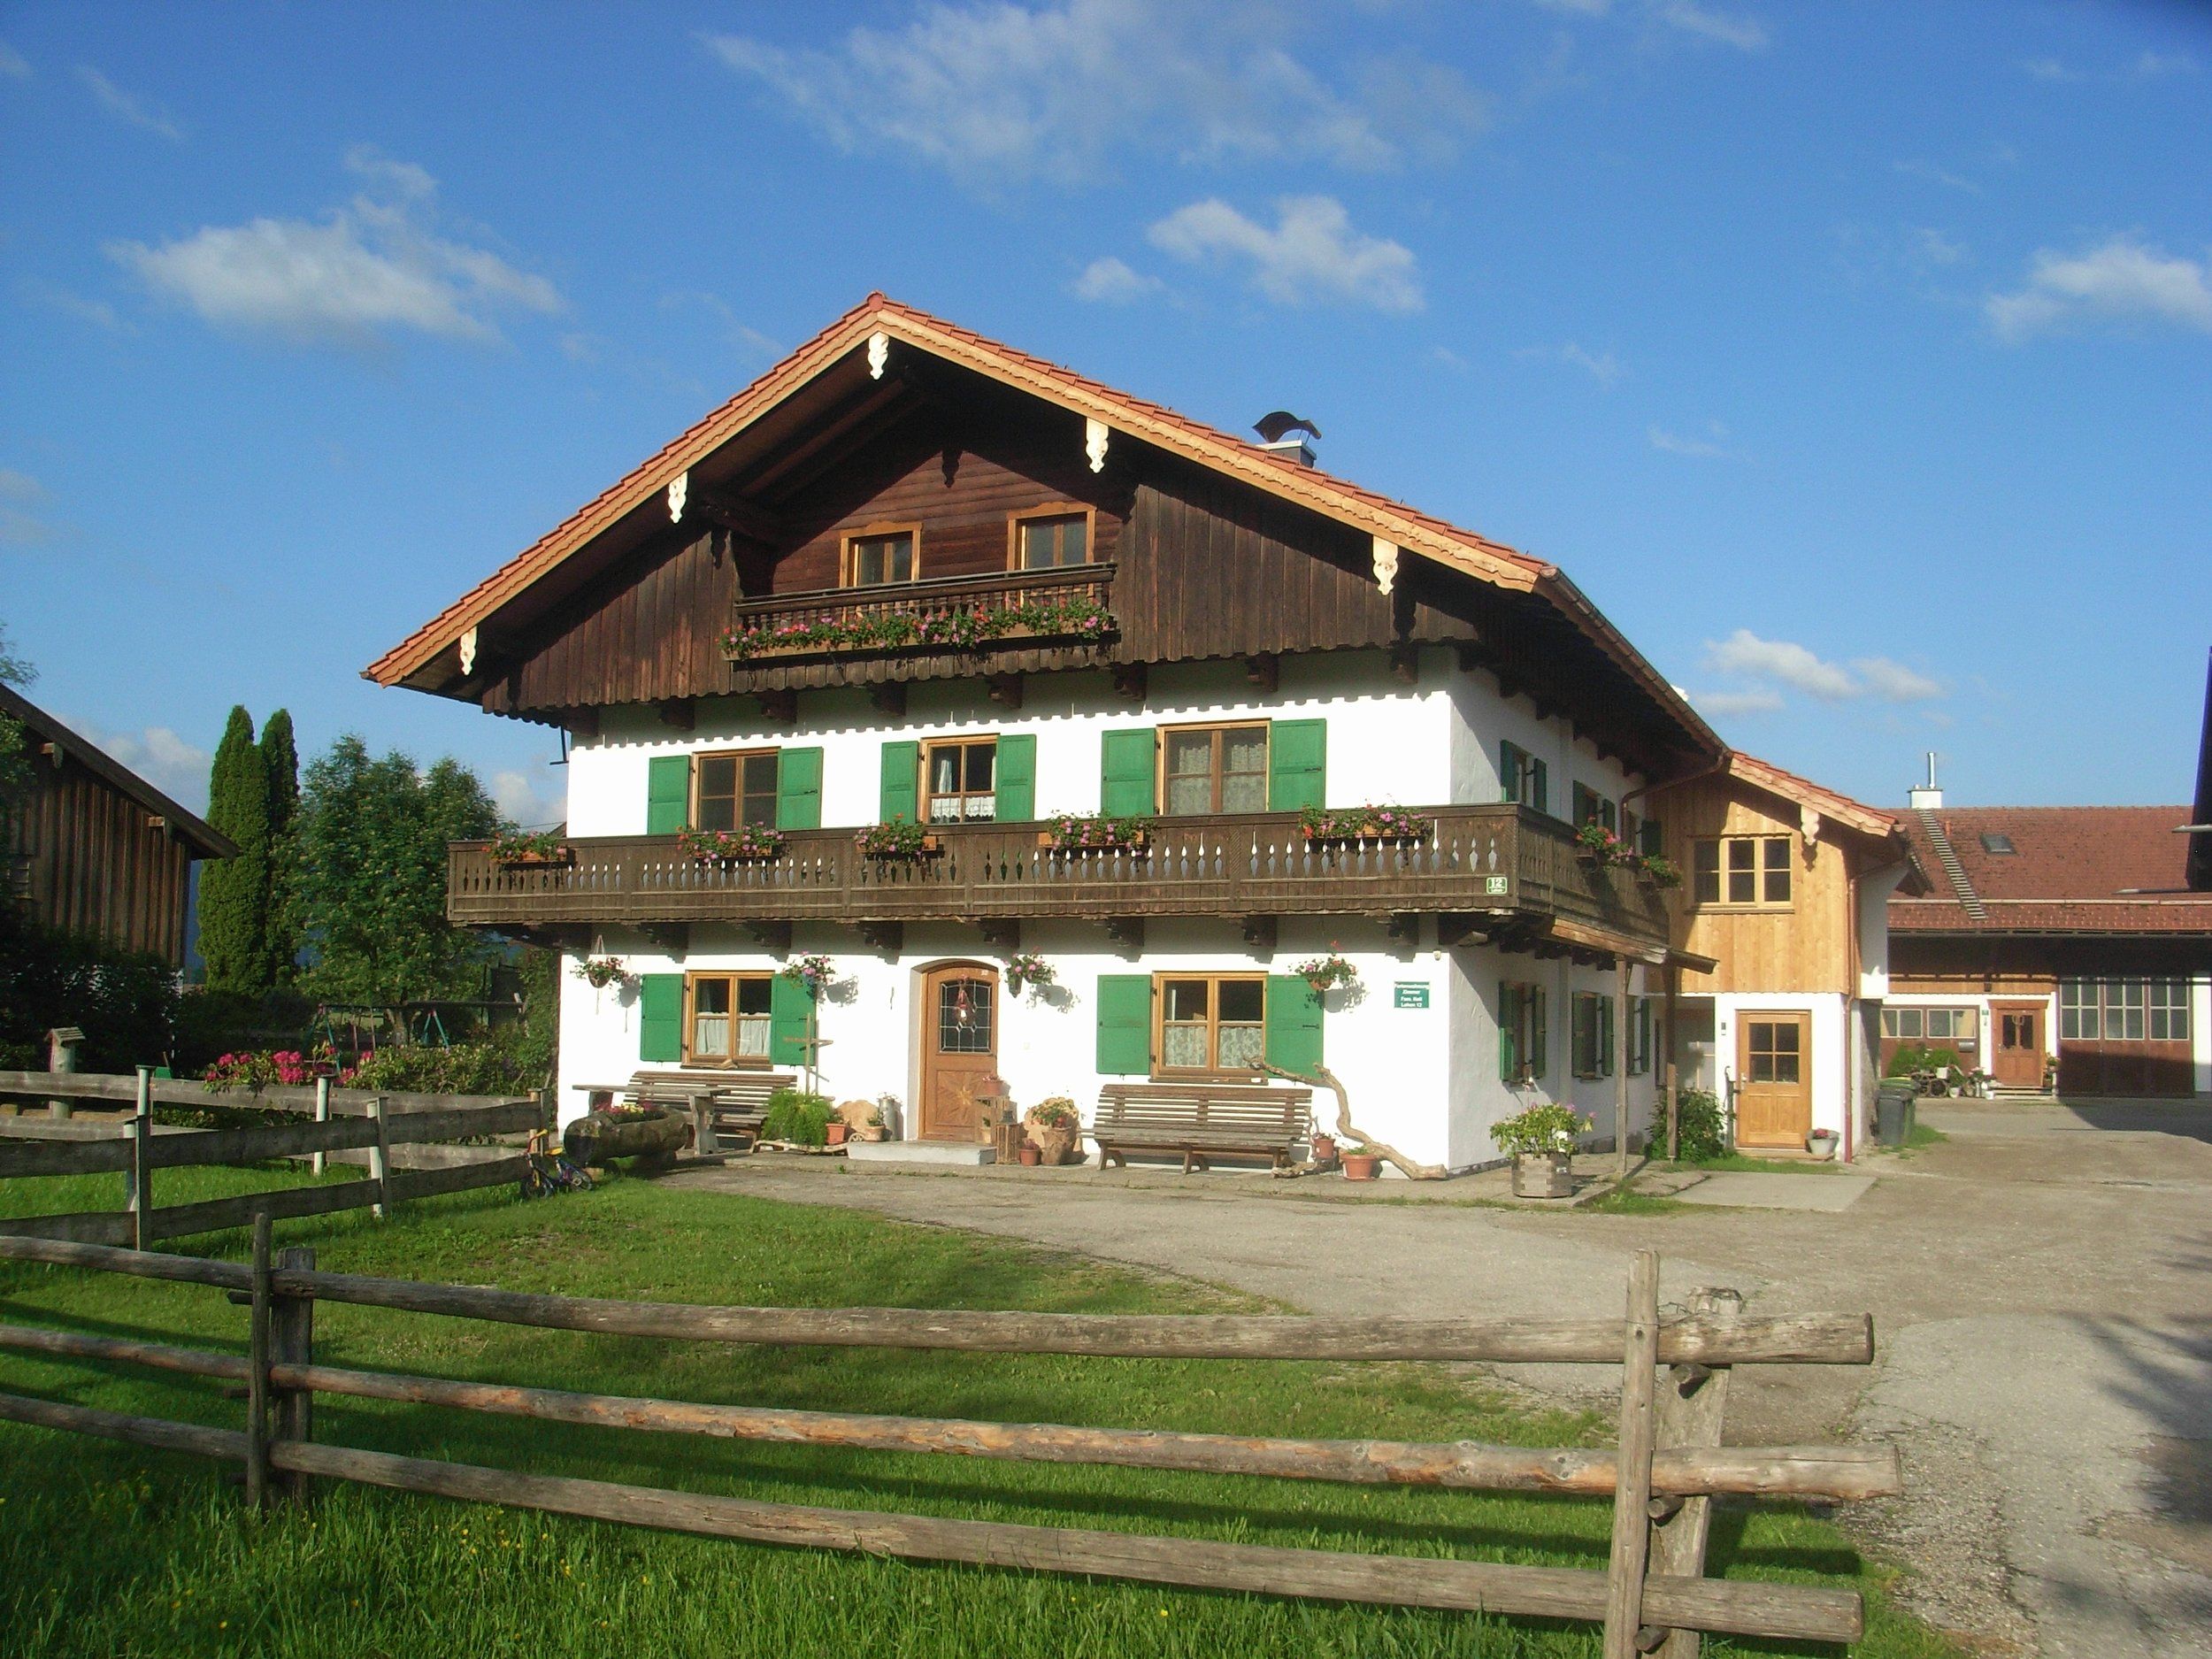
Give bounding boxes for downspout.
[1620,749,1733,818]
[1844,863,1860,1165]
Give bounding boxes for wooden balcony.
[722,563,1116,665]
[449,806,1675,959]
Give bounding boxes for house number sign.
[1394,983,1432,1010]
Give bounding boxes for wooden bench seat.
[614,1070,798,1153]
[1093,1082,1313,1173]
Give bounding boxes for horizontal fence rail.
[0,1071,531,1118]
[448,803,1671,944]
[0,1235,1887,1649]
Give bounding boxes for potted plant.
[1007,952,1055,997]
[1574,821,1636,867]
[1025,1097,1081,1164]
[855,818,940,859]
[1037,811,1152,854]
[1635,853,1682,889]
[1291,948,1358,998]
[826,1118,850,1147]
[858,1108,887,1143]
[778,954,835,997]
[1491,1102,1591,1199]
[489,828,572,867]
[678,824,786,864]
[1016,1140,1043,1167]
[1298,804,1432,846]
[1340,1141,1381,1181]
[1310,1132,1338,1166]
[1807,1127,1839,1161]
[572,955,631,990]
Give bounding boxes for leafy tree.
[259,708,301,987]
[197,706,270,992]
[0,902,179,1071]
[0,620,34,828]
[293,735,500,1006]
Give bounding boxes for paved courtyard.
[671,1098,2212,1658]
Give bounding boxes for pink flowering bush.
[203,1046,355,1092]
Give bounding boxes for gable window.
[1500,741,1549,815]
[924,737,997,822]
[686,972,772,1066]
[695,750,780,831]
[1012,508,1091,570]
[1499,981,1548,1082]
[1157,974,1265,1075]
[1162,723,1269,816]
[1571,992,1617,1079]
[844,525,918,587]
[1692,834,1793,908]
[1572,783,1618,833]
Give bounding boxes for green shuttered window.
[1263,974,1324,1077]
[1095,974,1151,1073]
[776,748,823,829]
[638,974,683,1062]
[1501,741,1549,816]
[879,741,920,825]
[995,733,1036,822]
[1100,729,1156,816]
[769,975,815,1066]
[646,756,691,835]
[1265,719,1326,812]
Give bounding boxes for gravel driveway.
[672,1098,2212,1657]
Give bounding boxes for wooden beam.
[744,921,793,954]
[1104,917,1144,952]
[562,708,599,739]
[1111,663,1148,702]
[737,382,912,497]
[688,488,782,546]
[1243,654,1279,695]
[867,681,907,717]
[639,923,688,954]
[856,920,903,952]
[754,689,797,726]
[986,672,1024,710]
[1389,643,1420,685]
[978,918,1021,948]
[655,698,695,732]
[1240,915,1278,953]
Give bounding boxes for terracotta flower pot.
[1017,1143,1042,1167]
[1340,1153,1380,1181]
[858,1124,887,1142]
[1310,1133,1337,1165]
[825,1122,849,1147]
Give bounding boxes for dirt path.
[670,1100,2212,1657]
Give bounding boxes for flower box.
[1302,829,1425,849]
[1036,830,1150,854]
[495,848,574,868]
[679,826,787,864]
[1298,806,1432,847]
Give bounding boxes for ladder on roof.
[1916,810,1987,921]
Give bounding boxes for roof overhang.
[0,683,238,859]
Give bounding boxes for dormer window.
[844,525,917,587]
[1012,508,1091,570]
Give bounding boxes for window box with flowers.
[1635,853,1683,889]
[1299,804,1432,847]
[678,825,787,864]
[721,595,1118,661]
[1574,821,1639,868]
[1292,949,1359,999]
[490,828,572,868]
[855,819,941,859]
[1036,812,1151,854]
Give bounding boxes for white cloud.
[2136,51,2196,79]
[1688,687,1785,717]
[1147,196,1422,312]
[1705,630,1858,700]
[1522,341,1620,383]
[704,1,1486,189]
[1070,256,1163,304]
[1893,157,1982,196]
[1986,236,2212,342]
[65,721,212,811]
[0,39,29,79]
[0,468,54,548]
[0,468,43,502]
[490,767,567,830]
[1853,657,1945,703]
[77,65,183,141]
[659,289,780,358]
[1647,422,1730,458]
[1913,227,1968,266]
[2019,56,2077,83]
[1652,1,1766,51]
[110,153,561,347]
[19,278,130,333]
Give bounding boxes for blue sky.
[4,1,2208,826]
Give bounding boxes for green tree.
[197,706,271,992]
[293,735,500,1006]
[259,708,301,987]
[0,621,34,828]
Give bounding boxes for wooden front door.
[1735,1011,1811,1149]
[1992,1002,2043,1090]
[918,964,1000,1142]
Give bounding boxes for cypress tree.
[197,706,270,992]
[259,709,301,987]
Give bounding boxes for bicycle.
[520,1129,596,1198]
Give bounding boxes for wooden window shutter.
[1498,983,1521,1082]
[1094,974,1152,1074]
[995,733,1036,822]
[1530,986,1548,1078]
[1532,759,1549,817]
[776,748,823,830]
[646,756,691,835]
[878,741,920,825]
[1099,729,1156,817]
[1499,741,1520,805]
[638,974,683,1063]
[1640,817,1663,856]
[1600,995,1617,1078]
[1265,718,1326,812]
[769,974,814,1067]
[1263,975,1324,1077]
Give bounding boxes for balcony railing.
[449,805,1671,950]
[722,564,1116,664]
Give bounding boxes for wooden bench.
[1093,1082,1313,1173]
[611,1071,798,1154]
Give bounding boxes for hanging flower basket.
[856,819,941,859]
[1298,805,1432,847]
[1037,812,1151,854]
[490,828,572,867]
[1292,949,1358,998]
[678,826,786,864]
[1007,952,1055,996]
[572,956,632,990]
[779,954,836,998]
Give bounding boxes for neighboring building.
[367,293,1723,1168]
[1651,754,1916,1160]
[1,682,238,968]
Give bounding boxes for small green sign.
[1394,982,1431,1010]
[1484,874,1509,895]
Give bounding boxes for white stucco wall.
[1709,991,1853,1145]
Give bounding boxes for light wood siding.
[1663,777,1856,996]
[7,747,197,965]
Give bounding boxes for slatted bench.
[611,1070,798,1155]
[1093,1082,1314,1173]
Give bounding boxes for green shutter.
[1266,718,1327,812]
[1600,995,1617,1078]
[776,747,823,829]
[1530,987,1548,1078]
[1498,983,1521,1082]
[1532,759,1549,818]
[1640,817,1663,856]
[646,756,691,835]
[1500,741,1524,806]
[1263,975,1324,1078]
[1100,728,1156,817]
[1096,974,1152,1074]
[639,974,683,1062]
[995,733,1036,822]
[769,974,814,1067]
[878,741,919,825]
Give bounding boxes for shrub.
[345,1039,540,1097]
[0,906,179,1072]
[762,1087,834,1146]
[1885,1044,1963,1079]
[1491,1102,1591,1156]
[1671,1087,1728,1163]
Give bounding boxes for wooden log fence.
[0,1089,542,1247]
[0,1236,1896,1649]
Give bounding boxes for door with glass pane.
[1992,1002,2044,1090]
[1734,1011,1811,1148]
[918,964,999,1141]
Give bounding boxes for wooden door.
[918,964,1000,1142]
[1992,1002,2043,1090]
[1735,1011,1811,1149]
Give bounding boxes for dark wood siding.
[8,749,196,965]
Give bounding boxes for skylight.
[1979,833,2016,855]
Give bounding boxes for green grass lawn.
[0,1174,1952,1657]
[0,1157,367,1223]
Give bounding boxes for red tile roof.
[1889,804,2212,934]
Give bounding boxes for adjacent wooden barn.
[1,683,237,967]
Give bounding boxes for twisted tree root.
[1263,1061,1446,1180]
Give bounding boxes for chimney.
[1251,411,1319,468]
[1907,751,1943,811]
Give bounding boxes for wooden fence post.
[368,1096,390,1219]
[1603,1250,1661,1659]
[1614,958,1632,1187]
[46,1026,82,1119]
[692,1100,718,1157]
[311,1075,331,1177]
[1648,1286,1743,1659]
[129,1070,154,1250]
[246,1211,273,1510]
[272,1243,315,1506]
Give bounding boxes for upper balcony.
[449,804,1676,961]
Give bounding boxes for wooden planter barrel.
[1512,1150,1575,1199]
[563,1108,689,1168]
